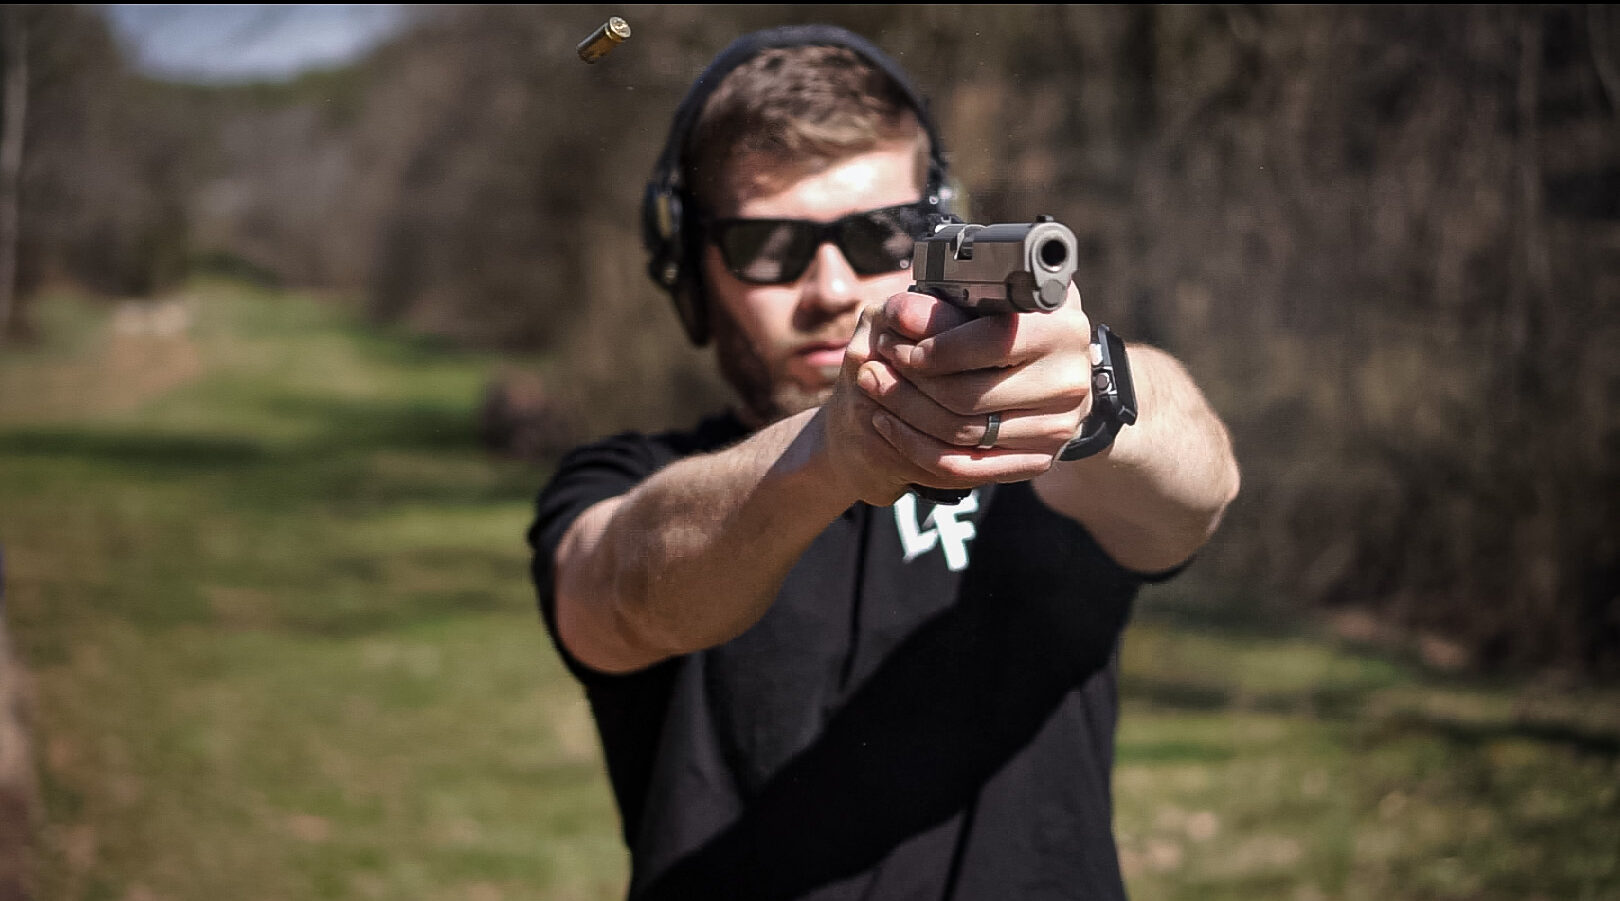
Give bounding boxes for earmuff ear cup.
[641,181,709,345]
[667,224,708,348]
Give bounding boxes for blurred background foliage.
[3,4,1618,680]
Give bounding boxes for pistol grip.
[910,484,971,504]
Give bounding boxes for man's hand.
[841,284,1094,493]
[816,303,926,507]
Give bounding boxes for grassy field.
[1,282,1616,900]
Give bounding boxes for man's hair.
[683,45,931,216]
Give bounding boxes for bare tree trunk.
[1509,8,1548,407]
[0,7,26,343]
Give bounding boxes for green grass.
[1,282,625,901]
[2,282,1617,900]
[1114,592,1620,901]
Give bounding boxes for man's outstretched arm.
[552,408,853,675]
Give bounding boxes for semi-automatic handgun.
[904,215,1135,504]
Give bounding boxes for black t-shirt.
[529,413,1158,900]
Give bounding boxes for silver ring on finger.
[977,411,1001,449]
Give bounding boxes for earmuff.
[641,24,956,347]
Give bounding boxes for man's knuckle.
[1056,362,1091,402]
[1043,420,1076,446]
[935,455,981,481]
[950,421,980,446]
[1065,409,1087,436]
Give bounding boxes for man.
[529,24,1240,901]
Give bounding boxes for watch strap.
[1058,323,1137,461]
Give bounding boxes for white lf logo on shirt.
[893,490,979,572]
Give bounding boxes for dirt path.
[0,297,203,423]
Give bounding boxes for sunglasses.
[706,201,934,285]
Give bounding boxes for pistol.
[904,215,1133,505]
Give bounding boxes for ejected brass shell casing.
[577,17,631,63]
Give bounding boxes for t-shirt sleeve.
[526,431,669,684]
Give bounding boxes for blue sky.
[97,5,410,83]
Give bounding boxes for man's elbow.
[557,533,744,673]
[555,575,683,676]
[1128,456,1241,574]
[553,504,687,675]
[1189,446,1241,549]
[1212,452,1241,530]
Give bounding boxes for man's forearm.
[554,408,859,674]
[1035,344,1240,573]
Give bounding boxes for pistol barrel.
[911,219,1078,314]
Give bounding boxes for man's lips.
[796,341,848,369]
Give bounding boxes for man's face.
[701,141,923,424]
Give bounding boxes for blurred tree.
[0,5,25,342]
[17,4,1618,679]
[0,4,195,336]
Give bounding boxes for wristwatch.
[1058,323,1137,461]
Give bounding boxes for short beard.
[710,304,828,429]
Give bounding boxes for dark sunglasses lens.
[717,221,816,284]
[838,208,922,275]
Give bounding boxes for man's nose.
[799,241,862,318]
